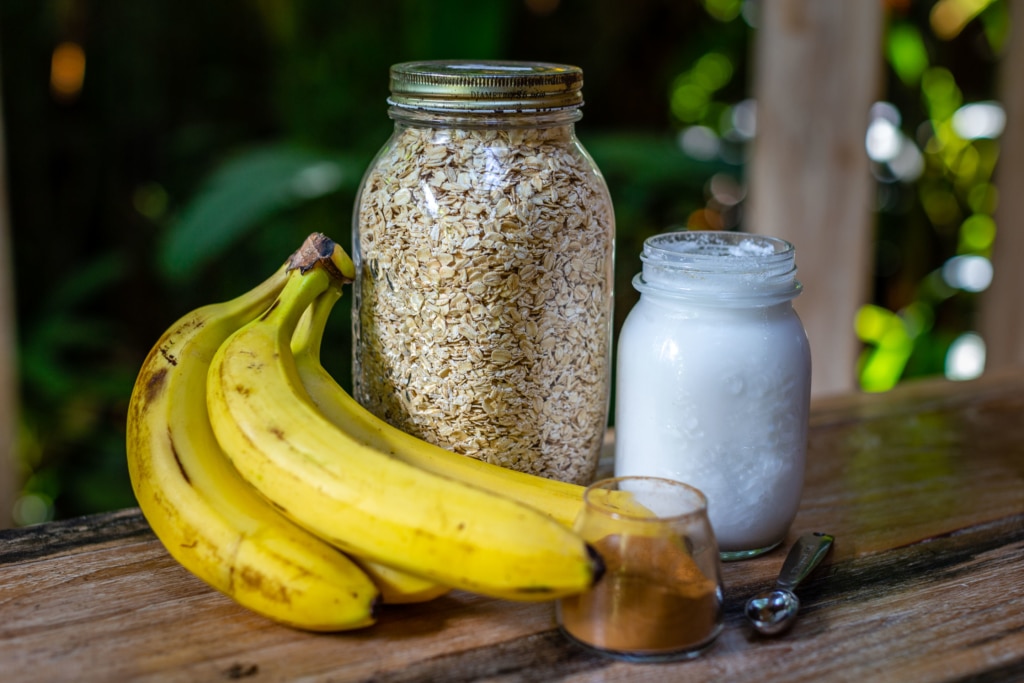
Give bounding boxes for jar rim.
[635,230,802,304]
[641,230,794,268]
[583,476,709,522]
[388,60,584,113]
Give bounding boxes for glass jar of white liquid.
[613,231,811,560]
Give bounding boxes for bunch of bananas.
[126,233,603,631]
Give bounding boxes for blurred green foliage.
[863,0,1007,390]
[0,0,1008,523]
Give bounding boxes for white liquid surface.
[613,295,811,552]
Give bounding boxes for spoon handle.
[776,532,834,591]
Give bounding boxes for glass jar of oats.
[352,60,615,485]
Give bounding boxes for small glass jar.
[613,231,811,560]
[556,476,724,662]
[353,61,615,485]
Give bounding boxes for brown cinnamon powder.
[558,533,721,654]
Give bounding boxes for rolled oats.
[352,61,614,485]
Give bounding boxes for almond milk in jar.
[613,231,811,560]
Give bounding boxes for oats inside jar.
[353,124,614,485]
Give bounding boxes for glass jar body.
[613,232,811,559]
[353,113,615,485]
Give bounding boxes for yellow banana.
[207,249,604,601]
[292,291,451,605]
[352,556,450,604]
[126,235,379,631]
[291,287,586,529]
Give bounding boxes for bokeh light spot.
[942,254,993,292]
[692,53,733,91]
[50,41,86,102]
[678,126,720,160]
[887,22,930,85]
[866,118,902,162]
[703,0,742,22]
[952,101,1005,140]
[945,332,986,380]
[13,493,55,526]
[959,214,997,251]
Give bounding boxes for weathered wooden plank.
[746,0,883,397]
[0,508,151,566]
[2,371,1024,682]
[2,511,1020,683]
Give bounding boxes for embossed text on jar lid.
[388,60,584,113]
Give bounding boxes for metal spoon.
[745,531,834,635]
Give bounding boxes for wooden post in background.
[746,0,884,397]
[980,2,1024,370]
[0,48,18,529]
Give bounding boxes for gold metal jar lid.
[387,60,583,113]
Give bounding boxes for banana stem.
[293,288,342,364]
[265,271,335,351]
[288,233,355,282]
[269,235,354,345]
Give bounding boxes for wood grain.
[2,370,1024,682]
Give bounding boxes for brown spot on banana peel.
[143,367,168,404]
[237,565,292,605]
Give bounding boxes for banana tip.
[586,543,606,587]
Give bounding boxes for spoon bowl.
[744,532,833,636]
[745,588,801,635]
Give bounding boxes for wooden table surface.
[3,369,1024,682]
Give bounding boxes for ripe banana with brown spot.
[207,250,604,601]
[126,235,379,631]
